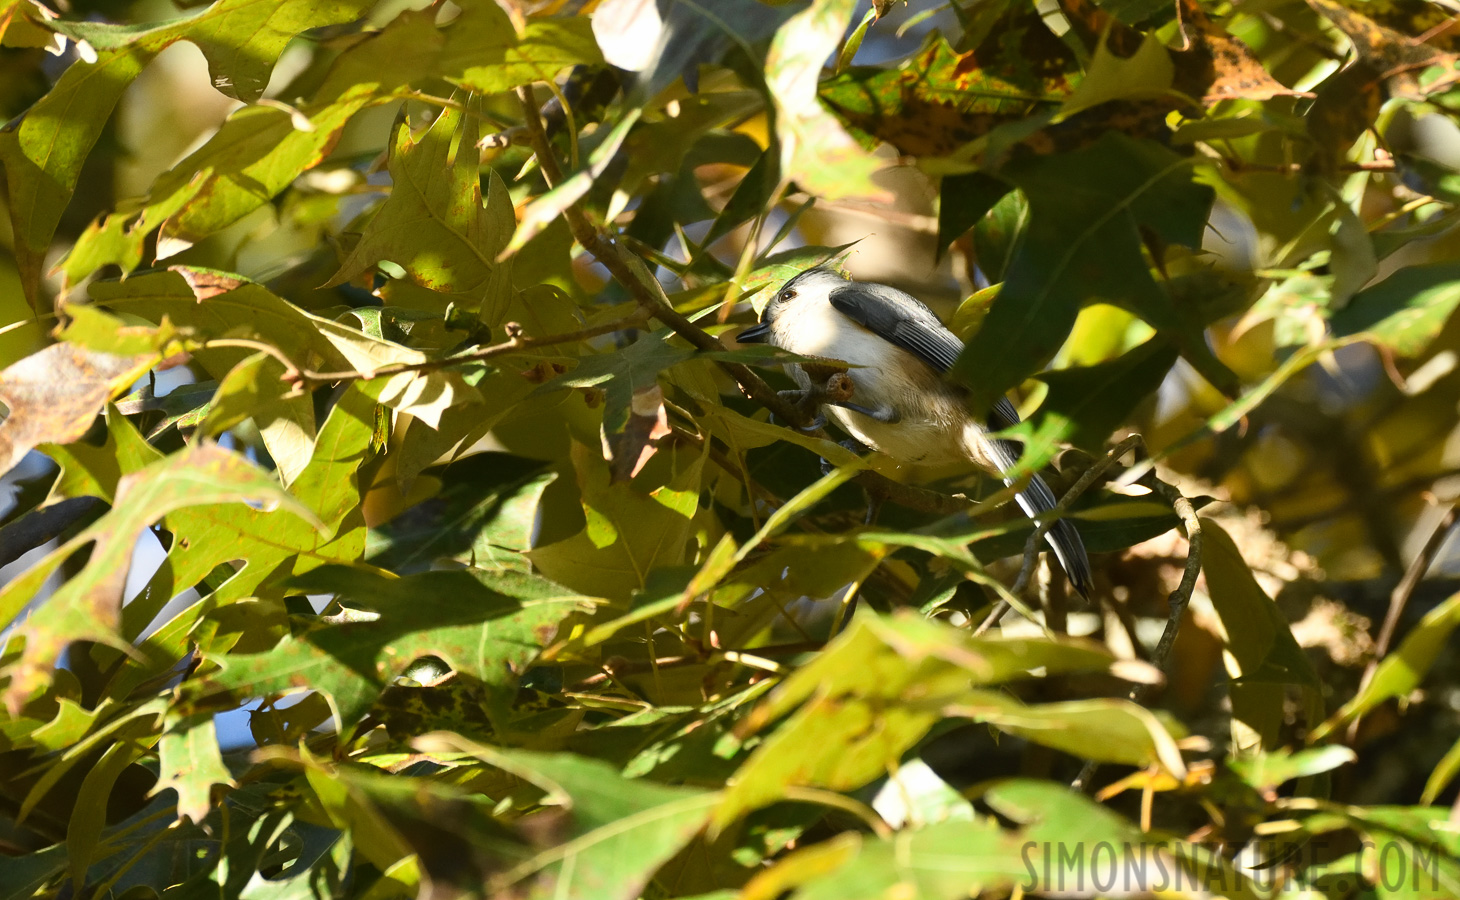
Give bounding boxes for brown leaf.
[1174,0,1314,104]
[819,16,1079,159]
[172,265,246,300]
[602,383,672,483]
[1306,0,1457,87]
[0,344,150,476]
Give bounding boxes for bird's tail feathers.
[1010,473,1094,599]
[988,438,1093,598]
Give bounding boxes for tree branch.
[512,85,973,518]
[0,497,103,569]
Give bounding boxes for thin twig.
[1131,472,1202,693]
[1212,154,1397,175]
[1345,500,1457,743]
[209,315,648,389]
[1070,463,1202,794]
[570,640,823,690]
[1010,435,1143,598]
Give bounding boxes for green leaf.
[766,0,887,202]
[450,14,603,93]
[945,692,1187,776]
[954,132,1230,413]
[202,352,316,485]
[1,441,318,711]
[65,739,144,890]
[1057,31,1174,120]
[1201,518,1323,753]
[1031,337,1179,452]
[1229,744,1357,792]
[528,442,704,603]
[835,8,876,75]
[936,172,1012,257]
[505,108,642,258]
[1422,734,1460,805]
[0,0,374,303]
[328,103,515,323]
[1330,262,1460,357]
[39,403,163,505]
[536,329,696,434]
[715,613,1136,828]
[152,710,235,824]
[367,453,553,573]
[455,745,720,900]
[750,779,1261,900]
[118,380,380,637]
[90,268,479,427]
[193,566,591,737]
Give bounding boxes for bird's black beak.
[736,322,771,344]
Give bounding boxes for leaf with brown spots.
[0,442,318,713]
[0,343,151,478]
[1306,0,1457,87]
[819,23,1077,158]
[1173,0,1314,104]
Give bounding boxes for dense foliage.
[3,0,1460,896]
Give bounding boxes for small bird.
[737,266,1092,598]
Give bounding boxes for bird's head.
[736,266,848,344]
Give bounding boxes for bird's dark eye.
[782,289,797,301]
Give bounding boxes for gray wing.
[827,282,1025,432]
[829,281,1093,597]
[827,282,964,372]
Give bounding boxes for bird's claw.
[832,400,900,424]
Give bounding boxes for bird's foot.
[830,400,900,423]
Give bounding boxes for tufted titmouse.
[738,266,1093,598]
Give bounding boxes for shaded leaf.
[1031,337,1179,452]
[528,442,703,603]
[953,132,1230,412]
[0,0,374,303]
[1329,262,1460,357]
[152,709,234,824]
[193,566,592,737]
[1201,518,1323,752]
